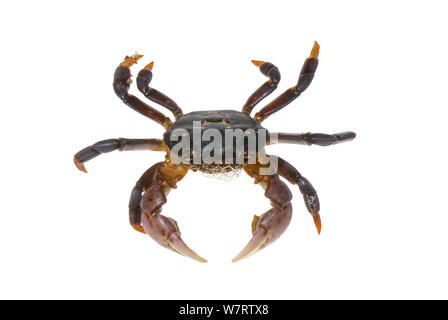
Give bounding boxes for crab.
[74,42,356,262]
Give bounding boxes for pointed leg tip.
[311,211,322,234]
[310,41,320,59]
[120,54,144,67]
[74,157,88,173]
[251,60,264,67]
[315,218,321,234]
[129,53,144,62]
[144,61,154,70]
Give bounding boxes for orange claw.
[74,156,87,173]
[309,41,320,59]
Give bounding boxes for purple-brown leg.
[254,42,320,123]
[73,138,165,173]
[136,62,183,119]
[232,164,293,262]
[242,60,281,115]
[275,156,322,234]
[113,55,172,129]
[271,131,356,146]
[131,161,207,263]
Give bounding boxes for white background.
[1,0,447,299]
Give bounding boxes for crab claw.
[141,212,207,263]
[232,204,292,262]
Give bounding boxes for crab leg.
[275,156,322,234]
[233,166,293,262]
[113,54,172,129]
[271,131,356,146]
[74,138,165,173]
[136,61,183,119]
[133,161,207,263]
[242,60,281,115]
[254,42,319,123]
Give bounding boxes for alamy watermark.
[169,121,278,175]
